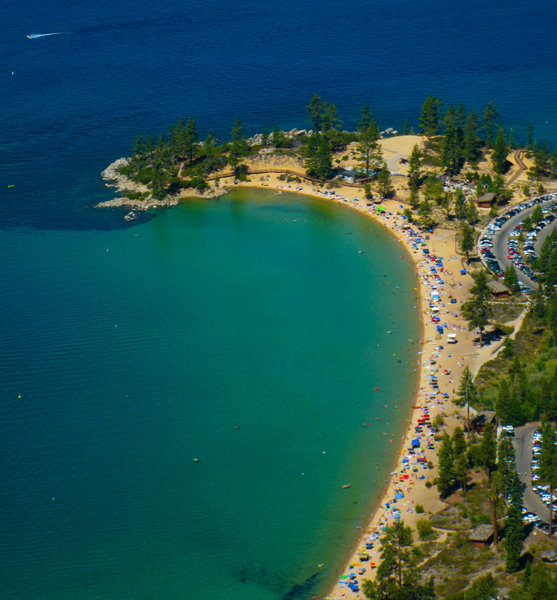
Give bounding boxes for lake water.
[2,190,419,599]
[2,0,555,597]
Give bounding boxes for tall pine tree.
[419,95,440,136]
[492,126,509,174]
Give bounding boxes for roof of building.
[487,279,510,295]
[468,524,494,541]
[472,411,497,425]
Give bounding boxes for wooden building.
[487,279,511,298]
[476,192,496,208]
[468,524,494,548]
[470,411,497,433]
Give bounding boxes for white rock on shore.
[97,157,223,211]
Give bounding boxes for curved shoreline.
[100,160,475,599]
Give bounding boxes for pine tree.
[409,187,420,209]
[551,148,557,175]
[321,103,341,132]
[440,192,452,220]
[203,128,216,157]
[362,521,435,600]
[307,94,324,131]
[169,117,186,162]
[453,427,468,490]
[496,378,513,425]
[357,122,381,176]
[532,204,544,226]
[509,470,523,511]
[488,472,502,545]
[460,223,475,263]
[443,104,455,133]
[455,366,477,435]
[377,162,394,199]
[271,125,288,148]
[316,134,333,179]
[454,188,467,220]
[463,111,482,165]
[229,117,249,166]
[419,197,434,229]
[359,103,372,132]
[306,133,333,180]
[146,133,156,160]
[154,133,168,165]
[508,127,516,149]
[483,101,499,148]
[402,120,410,135]
[184,117,199,165]
[132,131,146,158]
[492,126,509,174]
[454,103,467,129]
[497,436,516,495]
[466,197,479,224]
[505,479,524,571]
[419,95,440,136]
[407,144,423,190]
[441,118,465,175]
[437,433,454,497]
[504,264,520,293]
[480,422,497,479]
[526,122,534,151]
[462,270,493,346]
[534,141,550,176]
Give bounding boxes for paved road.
[490,206,540,289]
[513,423,550,524]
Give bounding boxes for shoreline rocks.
[97,157,224,212]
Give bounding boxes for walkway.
[506,149,527,188]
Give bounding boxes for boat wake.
[26,32,67,39]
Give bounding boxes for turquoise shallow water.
[1,190,419,599]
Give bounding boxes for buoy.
[193,458,199,462]
[7,184,15,188]
[375,387,379,391]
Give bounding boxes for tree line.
[119,95,557,202]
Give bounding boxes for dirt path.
[506,149,526,188]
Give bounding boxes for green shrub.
[416,519,437,540]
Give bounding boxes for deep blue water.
[2,0,557,230]
[2,1,556,598]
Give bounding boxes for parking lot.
[477,193,557,293]
[513,423,552,532]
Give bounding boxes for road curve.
[513,423,550,525]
